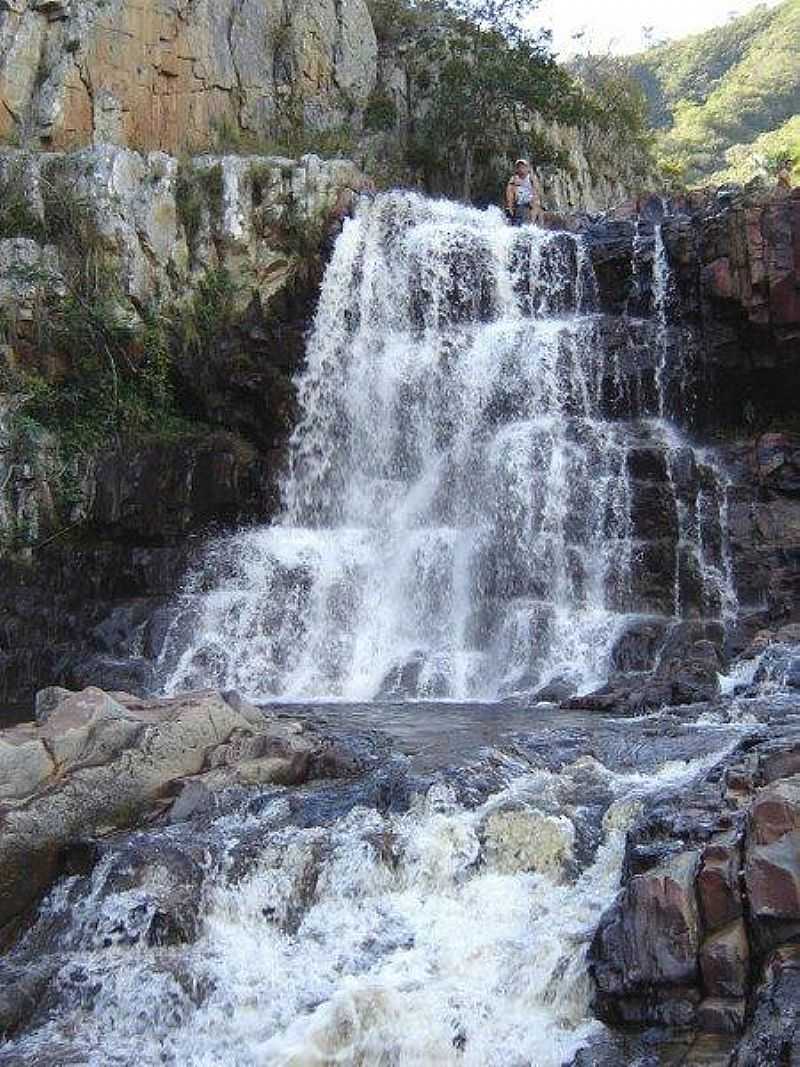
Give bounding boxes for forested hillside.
[628,0,800,184]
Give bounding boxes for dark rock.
[69,654,156,696]
[611,620,668,673]
[97,839,204,947]
[697,997,747,1036]
[744,775,800,952]
[592,849,702,1025]
[699,920,750,999]
[0,960,54,1039]
[697,838,743,932]
[731,945,800,1066]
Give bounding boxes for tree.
[404,0,579,199]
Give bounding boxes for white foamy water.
[159,193,736,702]
[2,746,734,1067]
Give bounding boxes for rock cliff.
[0,0,377,152]
[0,145,365,702]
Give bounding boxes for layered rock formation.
[0,145,363,703]
[590,715,800,1062]
[663,185,800,433]
[0,0,377,151]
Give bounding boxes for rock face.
[0,685,362,929]
[0,145,362,313]
[663,186,800,435]
[0,145,364,705]
[590,729,800,1058]
[0,0,378,152]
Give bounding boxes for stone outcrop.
[663,185,800,434]
[0,145,363,705]
[0,0,377,152]
[0,145,362,315]
[590,729,800,1059]
[0,685,366,930]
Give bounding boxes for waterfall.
[160,193,736,702]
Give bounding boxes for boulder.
[0,687,326,927]
[592,849,702,1023]
[697,837,743,932]
[744,776,800,951]
[699,920,750,999]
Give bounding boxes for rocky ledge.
[588,723,800,1065]
[0,685,382,936]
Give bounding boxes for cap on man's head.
[515,158,530,166]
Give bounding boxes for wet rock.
[481,808,575,880]
[95,839,205,948]
[744,775,800,951]
[697,837,743,932]
[699,920,749,999]
[611,620,669,673]
[69,654,157,697]
[0,688,333,926]
[592,848,702,1024]
[731,944,800,1066]
[697,997,747,1036]
[0,960,54,1039]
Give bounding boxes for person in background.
[776,158,793,194]
[505,158,541,226]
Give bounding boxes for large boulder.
[0,687,326,928]
[589,733,800,1050]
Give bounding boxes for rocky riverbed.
[1,640,799,1064]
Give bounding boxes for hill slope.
[628,0,800,184]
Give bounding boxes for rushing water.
[1,706,749,1067]
[160,193,736,703]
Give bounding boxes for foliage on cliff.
[366,0,654,202]
[628,0,800,185]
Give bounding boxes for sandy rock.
[482,808,576,879]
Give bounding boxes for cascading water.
[160,192,736,703]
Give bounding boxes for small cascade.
[160,192,738,702]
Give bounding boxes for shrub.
[364,89,399,132]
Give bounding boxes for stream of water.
[0,196,761,1067]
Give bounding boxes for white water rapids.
[1,739,740,1067]
[160,193,736,702]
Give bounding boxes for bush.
[364,89,399,132]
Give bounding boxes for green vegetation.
[367,0,654,202]
[363,88,399,133]
[0,165,226,481]
[205,112,356,162]
[627,0,800,185]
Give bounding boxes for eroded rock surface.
[0,0,378,152]
[590,728,800,1059]
[0,685,373,929]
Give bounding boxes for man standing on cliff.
[505,158,541,226]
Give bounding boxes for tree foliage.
[367,0,653,202]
